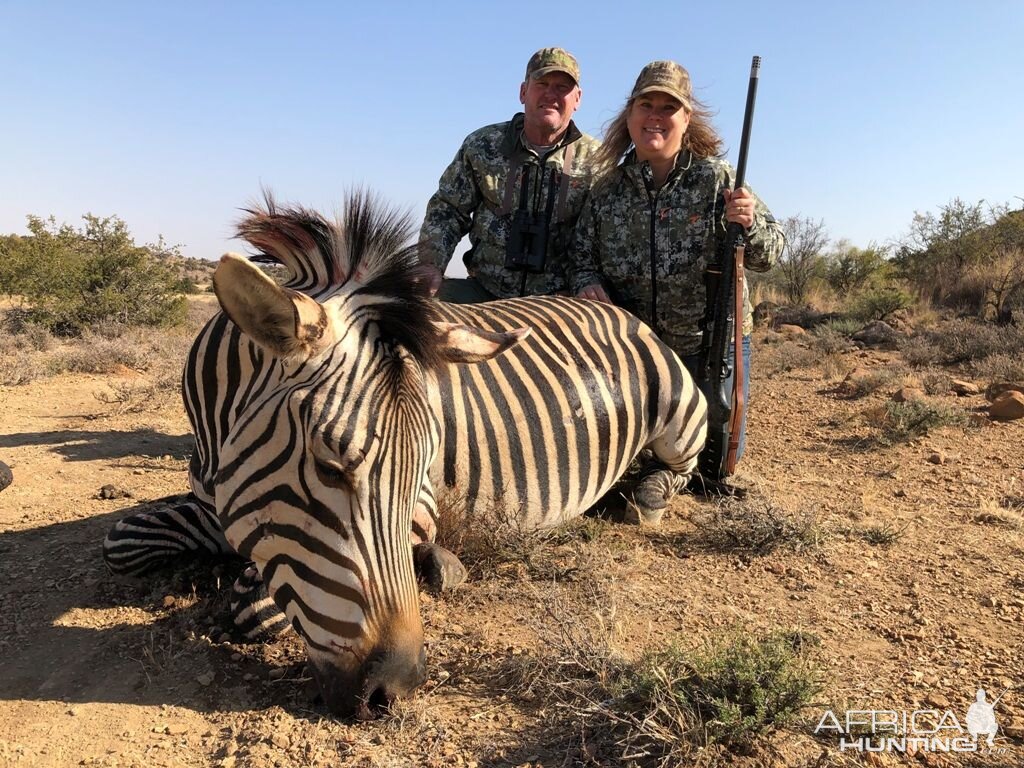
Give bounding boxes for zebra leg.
[229,564,291,640]
[102,494,233,575]
[627,389,706,525]
[411,481,467,593]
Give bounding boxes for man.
[419,47,601,301]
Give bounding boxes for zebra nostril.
[356,682,394,721]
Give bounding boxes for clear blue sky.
[2,1,1021,276]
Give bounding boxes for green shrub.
[874,400,968,445]
[0,214,187,335]
[614,631,820,752]
[848,285,914,322]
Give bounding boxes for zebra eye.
[314,458,353,490]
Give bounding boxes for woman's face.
[627,91,690,164]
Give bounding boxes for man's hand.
[723,188,756,230]
[577,283,611,303]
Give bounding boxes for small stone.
[268,668,287,680]
[893,387,925,403]
[927,452,945,465]
[270,733,290,750]
[196,672,214,686]
[925,692,949,708]
[230,653,242,662]
[217,633,231,644]
[162,595,176,608]
[98,484,132,500]
[950,379,980,396]
[1003,718,1024,739]
[990,391,1024,421]
[981,596,998,608]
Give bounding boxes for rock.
[990,391,1024,421]
[0,460,12,492]
[885,308,915,334]
[981,596,998,608]
[196,672,214,687]
[851,320,901,349]
[985,381,1024,402]
[98,484,132,500]
[835,367,873,397]
[162,595,176,608]
[893,387,925,403]
[777,323,806,336]
[950,379,980,396]
[267,667,287,680]
[1003,718,1024,739]
[270,733,290,750]
[969,413,991,427]
[927,452,944,465]
[925,692,950,709]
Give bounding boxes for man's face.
[519,72,581,139]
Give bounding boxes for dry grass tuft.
[433,490,613,581]
[694,492,824,556]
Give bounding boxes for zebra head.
[211,195,528,718]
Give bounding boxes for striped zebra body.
[428,297,704,530]
[102,192,706,716]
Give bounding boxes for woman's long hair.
[592,94,724,180]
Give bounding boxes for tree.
[0,214,188,334]
[777,216,829,305]
[825,240,889,294]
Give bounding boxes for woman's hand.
[723,188,756,230]
[577,283,611,303]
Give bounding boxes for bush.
[612,631,820,753]
[848,285,914,322]
[0,214,188,335]
[870,400,968,445]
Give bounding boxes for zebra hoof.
[0,461,11,492]
[230,565,291,641]
[413,543,467,593]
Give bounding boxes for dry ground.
[1,306,1022,767]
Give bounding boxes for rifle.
[698,56,761,481]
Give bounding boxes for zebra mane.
[236,190,445,371]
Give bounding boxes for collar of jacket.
[621,148,695,193]
[500,112,583,157]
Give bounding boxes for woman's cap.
[631,60,691,108]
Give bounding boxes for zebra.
[102,192,707,718]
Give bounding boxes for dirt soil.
[1,323,1022,768]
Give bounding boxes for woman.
[569,60,785,515]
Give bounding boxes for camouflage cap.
[525,47,580,84]
[631,60,692,109]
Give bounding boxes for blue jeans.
[681,335,752,462]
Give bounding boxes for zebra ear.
[214,253,334,359]
[432,322,531,363]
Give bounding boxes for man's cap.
[630,60,692,109]
[525,47,580,84]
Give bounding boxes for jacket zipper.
[648,189,660,336]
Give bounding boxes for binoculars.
[504,164,558,274]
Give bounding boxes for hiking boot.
[687,471,751,499]
[625,462,688,525]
